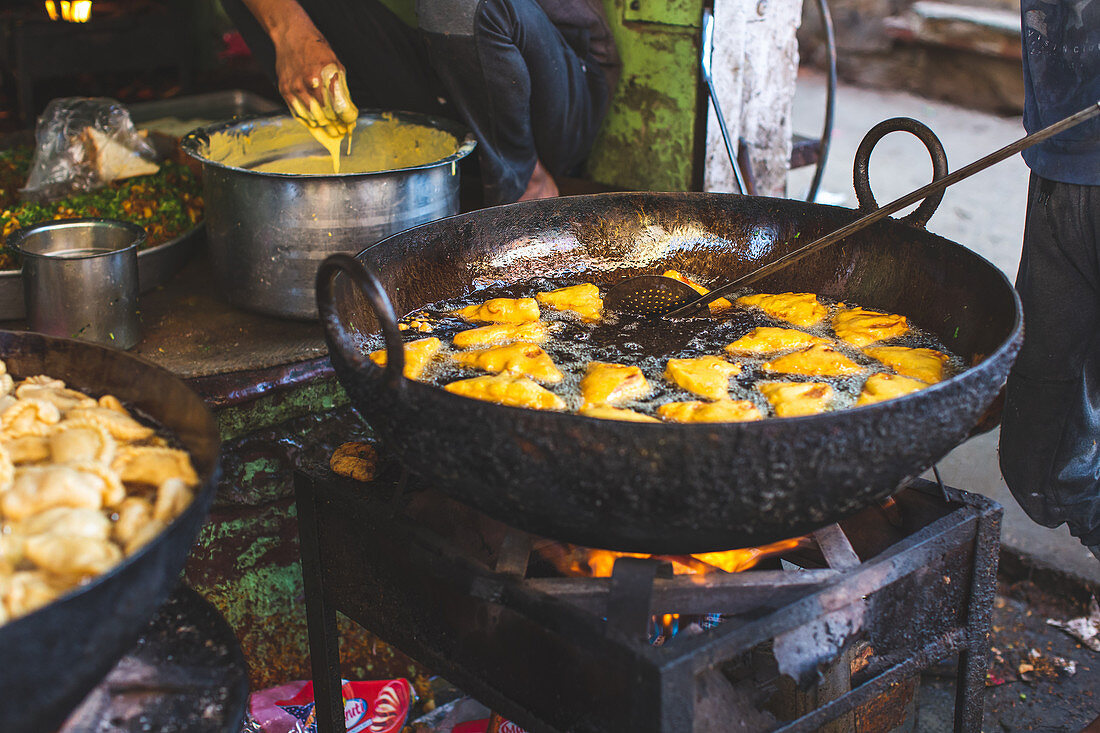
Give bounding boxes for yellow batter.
[205,115,458,176]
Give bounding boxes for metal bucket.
[182,111,476,320]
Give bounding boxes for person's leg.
[999,175,1100,550]
[221,0,447,116]
[417,0,609,204]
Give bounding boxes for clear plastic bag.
[21,97,158,202]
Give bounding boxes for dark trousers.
[221,0,608,205]
[999,174,1100,550]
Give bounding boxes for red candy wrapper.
[244,678,413,733]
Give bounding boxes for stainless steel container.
[10,218,142,349]
[181,111,476,320]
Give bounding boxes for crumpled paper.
[1046,597,1100,652]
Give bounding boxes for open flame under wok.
[537,536,812,578]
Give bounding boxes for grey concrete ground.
[789,69,1100,588]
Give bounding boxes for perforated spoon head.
[603,276,701,317]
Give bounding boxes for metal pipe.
[805,0,837,203]
[701,6,748,195]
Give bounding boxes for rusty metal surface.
[184,406,427,692]
[296,467,1003,733]
[130,250,329,378]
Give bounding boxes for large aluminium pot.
[182,111,476,320]
[0,331,221,733]
[317,123,1023,555]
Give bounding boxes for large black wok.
[0,331,220,733]
[317,124,1022,554]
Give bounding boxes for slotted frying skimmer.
[604,100,1100,318]
[601,275,701,316]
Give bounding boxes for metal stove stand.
[295,468,1001,733]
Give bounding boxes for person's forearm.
[240,0,319,48]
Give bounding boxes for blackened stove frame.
[295,469,1000,733]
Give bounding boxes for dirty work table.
[2,247,423,692]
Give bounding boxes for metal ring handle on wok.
[317,253,406,390]
[854,117,949,229]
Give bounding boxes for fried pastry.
[578,406,660,423]
[24,535,122,577]
[453,343,563,384]
[0,361,11,398]
[65,407,154,441]
[113,497,155,547]
[664,356,741,401]
[16,376,64,391]
[445,374,566,411]
[758,382,833,417]
[0,532,23,567]
[1,399,61,439]
[864,346,949,384]
[330,441,380,482]
[0,443,11,489]
[762,344,862,377]
[657,399,764,423]
[725,327,833,357]
[453,321,549,349]
[153,478,194,523]
[2,571,65,618]
[833,306,908,347]
[856,373,929,406]
[15,383,96,411]
[50,422,116,464]
[68,461,126,507]
[97,394,129,414]
[580,362,650,407]
[536,283,603,322]
[369,336,442,381]
[21,507,112,540]
[736,292,829,328]
[4,436,50,465]
[111,445,199,487]
[454,297,540,324]
[1,465,105,520]
[123,519,169,555]
[661,270,731,313]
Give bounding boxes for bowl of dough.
[0,329,220,733]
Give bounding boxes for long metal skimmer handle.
[665,99,1100,318]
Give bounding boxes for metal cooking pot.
[182,111,476,320]
[0,330,220,733]
[316,123,1023,555]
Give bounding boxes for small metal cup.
[10,218,143,349]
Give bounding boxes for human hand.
[272,28,357,137]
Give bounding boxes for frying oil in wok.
[372,277,966,417]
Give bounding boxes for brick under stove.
[294,466,1001,733]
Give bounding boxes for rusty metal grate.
[295,468,1000,733]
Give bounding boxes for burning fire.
[545,536,811,578]
[44,0,92,22]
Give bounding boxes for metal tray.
[127,90,280,130]
[0,90,278,320]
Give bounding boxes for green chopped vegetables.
[0,146,203,270]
